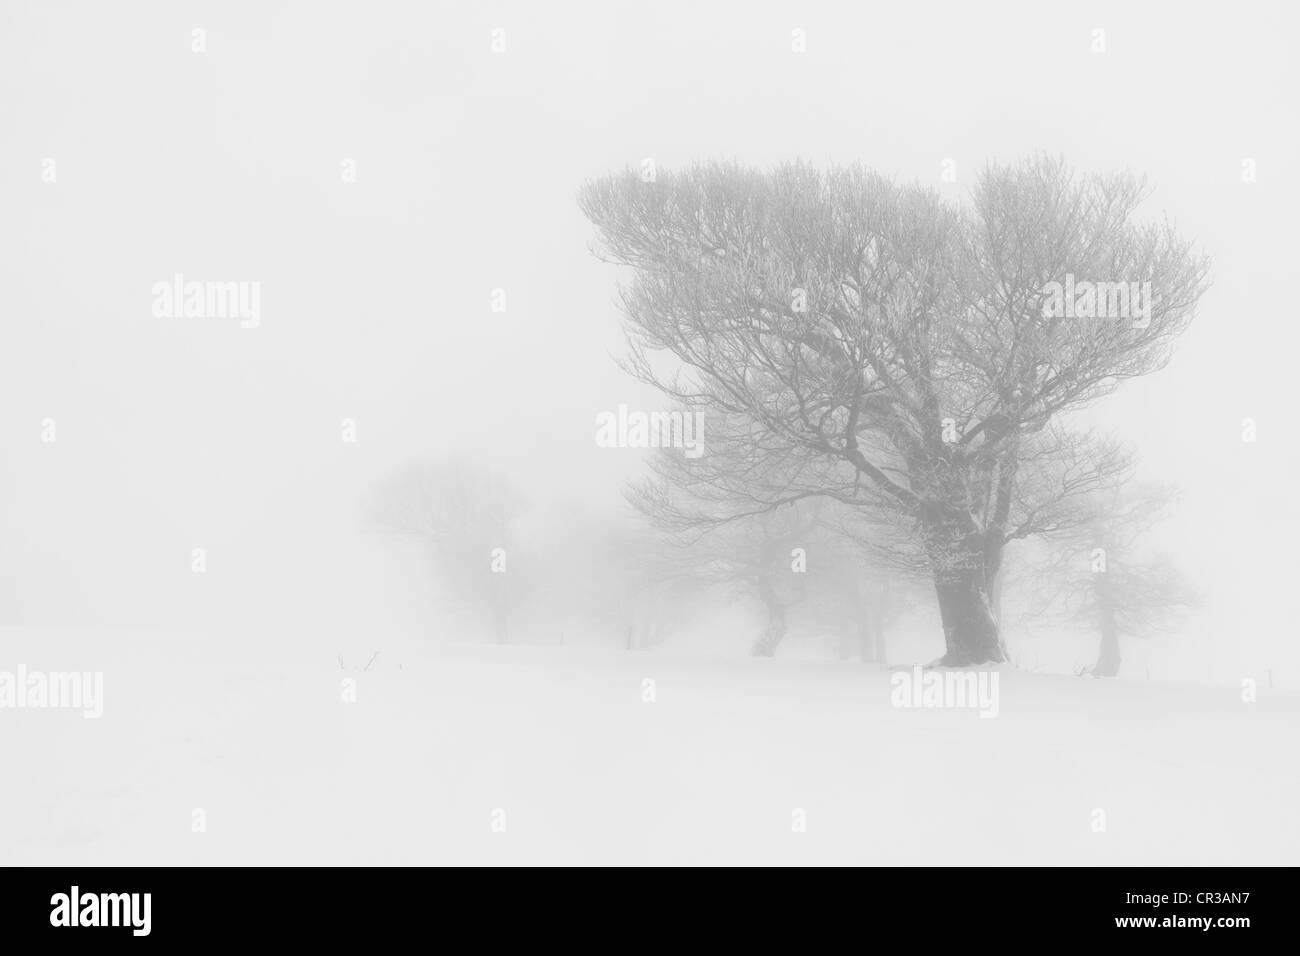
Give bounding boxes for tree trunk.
[491,573,509,644]
[922,508,1005,666]
[1091,591,1121,677]
[752,611,785,656]
[1092,622,1121,677]
[752,577,786,657]
[872,602,887,665]
[933,567,1004,665]
[984,538,1011,661]
[868,580,893,665]
[838,625,855,661]
[989,564,1004,625]
[857,614,876,663]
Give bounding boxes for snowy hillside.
[2,627,1296,866]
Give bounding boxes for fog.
[2,1,1297,678]
[7,0,1300,881]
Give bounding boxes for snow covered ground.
[2,626,1297,866]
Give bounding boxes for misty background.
[3,0,1297,683]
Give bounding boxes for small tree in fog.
[635,484,823,656]
[367,460,529,643]
[1024,484,1198,677]
[581,155,1209,664]
[630,428,910,658]
[813,529,919,664]
[574,515,695,650]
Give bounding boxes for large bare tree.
[580,155,1209,665]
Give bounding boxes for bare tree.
[580,155,1209,664]
[366,460,529,643]
[1020,484,1199,677]
[630,420,915,659]
[581,516,698,650]
[807,531,917,664]
[634,478,821,656]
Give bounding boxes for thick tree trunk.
[922,507,1005,666]
[989,565,1004,625]
[983,537,1011,661]
[933,568,1004,665]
